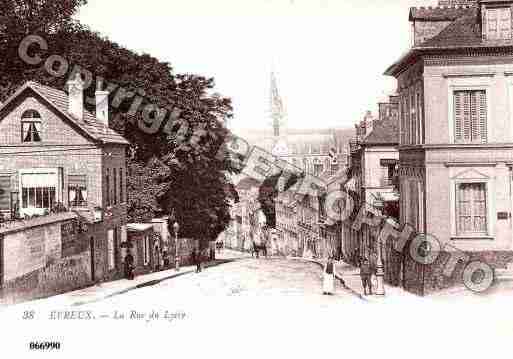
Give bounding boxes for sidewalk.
[26,249,250,307]
[289,256,415,302]
[333,261,409,302]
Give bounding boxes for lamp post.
[373,201,385,296]
[173,221,180,271]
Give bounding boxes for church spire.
[270,70,285,137]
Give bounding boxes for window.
[456,183,487,236]
[107,229,115,270]
[119,168,124,203]
[21,110,41,142]
[417,92,423,144]
[0,176,11,211]
[313,162,323,176]
[311,143,320,154]
[20,172,57,215]
[113,168,117,205]
[68,175,87,207]
[405,95,410,144]
[410,93,416,145]
[454,90,487,143]
[486,7,511,40]
[105,169,110,207]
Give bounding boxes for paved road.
[78,254,360,309]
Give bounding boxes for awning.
[21,172,58,187]
[380,159,399,166]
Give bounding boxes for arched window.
[21,110,42,142]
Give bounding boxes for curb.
[287,257,367,301]
[72,258,241,307]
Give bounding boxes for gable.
[451,168,490,180]
[0,88,95,146]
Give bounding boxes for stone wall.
[0,217,93,304]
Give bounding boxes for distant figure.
[360,257,373,295]
[124,251,135,280]
[192,249,202,273]
[323,257,335,295]
[154,245,161,272]
[163,250,170,267]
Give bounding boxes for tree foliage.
[0,1,238,241]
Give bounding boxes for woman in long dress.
[323,257,335,295]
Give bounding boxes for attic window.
[485,7,512,40]
[21,110,41,142]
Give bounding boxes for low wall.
[397,250,513,296]
[0,215,92,304]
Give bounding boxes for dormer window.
[485,7,512,40]
[21,110,41,142]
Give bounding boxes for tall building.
[385,0,513,295]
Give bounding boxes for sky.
[76,0,438,131]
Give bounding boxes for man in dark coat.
[124,251,135,280]
[360,257,373,295]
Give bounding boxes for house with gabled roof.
[0,75,130,297]
[385,0,513,295]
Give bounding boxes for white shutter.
[487,8,499,40]
[477,90,487,143]
[500,7,511,39]
[454,91,465,142]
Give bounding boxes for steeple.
[270,71,285,137]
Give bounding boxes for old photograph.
[1,0,512,357]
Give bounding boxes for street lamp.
[173,221,180,271]
[373,201,385,296]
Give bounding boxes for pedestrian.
[191,249,199,273]
[124,250,135,280]
[360,257,373,295]
[322,257,335,295]
[163,250,169,267]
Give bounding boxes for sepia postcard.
[1,0,513,358]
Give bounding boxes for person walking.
[360,257,373,295]
[322,257,335,295]
[124,250,135,280]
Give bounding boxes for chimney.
[95,79,109,127]
[67,73,84,120]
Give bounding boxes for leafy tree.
[0,1,238,242]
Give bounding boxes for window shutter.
[488,9,499,40]
[470,91,479,142]
[477,90,487,143]
[0,176,11,211]
[500,7,511,39]
[454,91,465,142]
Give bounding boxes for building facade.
[385,0,513,294]
[0,78,130,302]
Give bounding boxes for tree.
[0,1,238,240]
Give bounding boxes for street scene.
[3,0,513,356]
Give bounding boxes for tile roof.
[386,6,513,76]
[409,6,476,22]
[417,9,483,48]
[0,81,129,145]
[362,118,398,145]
